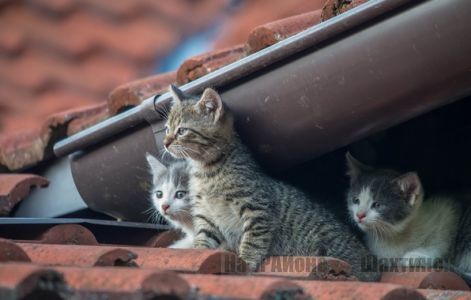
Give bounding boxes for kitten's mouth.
[165,146,183,158]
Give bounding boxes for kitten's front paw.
[240,257,260,273]
[168,237,193,249]
[193,240,213,249]
[403,252,433,267]
[218,241,235,252]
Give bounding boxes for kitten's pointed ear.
[146,153,167,175]
[196,88,224,121]
[346,152,373,183]
[395,172,423,206]
[169,84,185,105]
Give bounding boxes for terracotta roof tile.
[31,0,78,16]
[0,239,31,263]
[0,174,48,215]
[321,0,369,21]
[57,266,191,300]
[62,12,179,62]
[0,103,108,170]
[181,274,308,300]
[14,242,244,273]
[133,247,246,273]
[247,10,322,54]
[381,270,470,291]
[176,44,247,85]
[296,280,426,300]
[0,237,470,299]
[0,263,72,299]
[258,256,353,281]
[33,224,99,246]
[18,243,138,267]
[108,71,177,116]
[214,0,327,49]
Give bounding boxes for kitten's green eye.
[371,202,380,209]
[175,191,186,199]
[177,127,188,136]
[156,191,163,198]
[352,197,360,205]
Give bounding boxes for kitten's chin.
[357,222,368,231]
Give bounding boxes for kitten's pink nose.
[163,137,174,148]
[356,212,366,222]
[161,204,170,213]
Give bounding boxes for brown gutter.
[55,0,471,221]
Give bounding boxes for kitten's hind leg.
[193,214,225,249]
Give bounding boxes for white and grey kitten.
[345,152,461,267]
[146,153,194,248]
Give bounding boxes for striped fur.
[164,86,380,281]
[454,205,471,272]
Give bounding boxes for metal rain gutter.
[54,0,471,221]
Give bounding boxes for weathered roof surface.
[1,0,470,298]
[0,227,470,299]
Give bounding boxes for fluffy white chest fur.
[366,197,460,266]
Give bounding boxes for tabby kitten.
[163,85,380,281]
[345,153,461,267]
[146,153,194,248]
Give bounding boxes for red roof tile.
[34,224,99,246]
[247,10,322,54]
[18,243,138,267]
[0,263,71,300]
[0,174,48,215]
[14,242,243,273]
[0,239,30,263]
[57,266,191,300]
[0,103,108,171]
[0,237,470,299]
[381,270,470,291]
[214,0,327,49]
[321,0,369,21]
[296,280,426,300]
[181,274,308,300]
[258,256,353,281]
[108,71,177,116]
[176,44,247,85]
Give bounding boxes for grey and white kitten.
[146,154,194,248]
[345,153,461,267]
[162,85,380,281]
